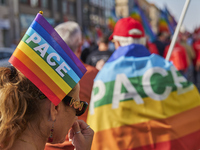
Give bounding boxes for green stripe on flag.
[93,71,193,109]
[22,34,77,88]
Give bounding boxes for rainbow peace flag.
[159,18,170,32]
[9,12,87,106]
[130,11,142,23]
[130,2,156,42]
[107,7,119,31]
[87,44,200,150]
[159,10,174,34]
[108,17,116,31]
[164,6,177,32]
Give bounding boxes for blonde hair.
[0,66,43,149]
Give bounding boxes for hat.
[109,17,145,41]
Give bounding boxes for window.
[30,0,39,7]
[53,0,58,11]
[41,0,48,9]
[0,0,6,5]
[69,2,75,15]
[0,52,12,60]
[19,0,28,4]
[62,1,67,14]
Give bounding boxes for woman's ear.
[49,102,58,121]
[114,40,120,50]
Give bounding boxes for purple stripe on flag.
[34,13,87,74]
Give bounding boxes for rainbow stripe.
[159,10,174,34]
[87,44,200,150]
[107,7,119,31]
[164,6,177,33]
[159,18,170,32]
[108,17,116,31]
[130,3,156,42]
[130,12,142,23]
[9,13,87,106]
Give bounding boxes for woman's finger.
[68,128,74,141]
[72,121,82,134]
[76,120,90,130]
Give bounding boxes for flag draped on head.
[87,43,200,150]
[9,12,87,106]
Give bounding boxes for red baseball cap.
[109,17,145,41]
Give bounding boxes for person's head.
[179,31,188,43]
[157,31,170,42]
[55,21,82,58]
[109,17,146,49]
[0,66,85,149]
[97,35,109,51]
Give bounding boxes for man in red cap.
[87,17,200,150]
[109,17,147,48]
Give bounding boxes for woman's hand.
[68,120,94,150]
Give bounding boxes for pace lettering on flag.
[87,44,200,150]
[9,12,87,106]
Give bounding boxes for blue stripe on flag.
[95,54,173,82]
[30,20,84,78]
[107,44,151,62]
[25,27,80,83]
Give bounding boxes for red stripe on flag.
[12,48,66,101]
[126,129,200,150]
[91,105,200,150]
[9,55,61,106]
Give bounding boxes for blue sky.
[146,0,200,33]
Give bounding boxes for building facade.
[115,0,160,35]
[0,0,115,47]
[0,0,11,47]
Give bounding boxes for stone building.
[115,0,160,35]
[0,0,114,47]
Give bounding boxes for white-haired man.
[45,21,98,150]
[110,17,146,47]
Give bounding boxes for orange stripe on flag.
[13,48,66,100]
[9,55,61,105]
[91,105,200,150]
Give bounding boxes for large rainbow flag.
[107,7,119,31]
[130,2,156,42]
[9,12,87,106]
[87,44,200,150]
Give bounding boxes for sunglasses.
[63,95,88,116]
[39,95,88,116]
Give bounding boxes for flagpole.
[165,0,191,61]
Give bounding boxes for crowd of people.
[81,22,200,91]
[1,13,200,150]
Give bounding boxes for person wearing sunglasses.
[0,66,94,150]
[45,21,98,150]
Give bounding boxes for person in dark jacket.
[86,36,113,70]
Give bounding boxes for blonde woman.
[0,66,94,150]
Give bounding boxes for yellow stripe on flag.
[91,105,200,149]
[13,48,66,100]
[87,87,200,132]
[17,41,72,94]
